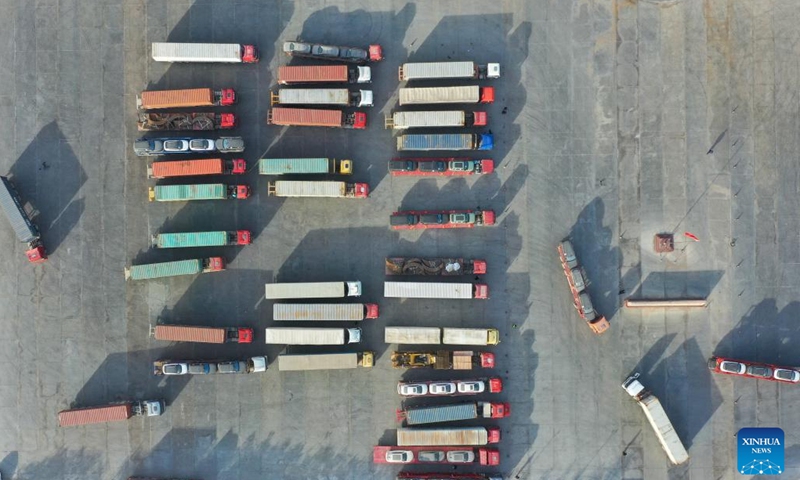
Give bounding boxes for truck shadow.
[627,270,724,300]
[13,448,102,479]
[713,299,800,366]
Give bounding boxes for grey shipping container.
[403,403,478,425]
[0,177,39,244]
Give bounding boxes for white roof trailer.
[265,281,362,299]
[399,61,501,81]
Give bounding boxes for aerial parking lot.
[0,0,798,479]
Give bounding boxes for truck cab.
[236,230,252,245]
[357,90,374,107]
[480,402,511,418]
[364,303,380,319]
[346,328,362,343]
[241,44,258,63]
[346,281,362,296]
[133,400,165,417]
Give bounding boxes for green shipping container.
[259,158,329,175]
[154,184,226,201]
[156,231,228,248]
[126,259,202,280]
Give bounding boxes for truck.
[151,324,254,344]
[396,474,503,480]
[278,352,374,371]
[152,231,252,248]
[0,176,46,263]
[133,137,245,156]
[58,400,164,427]
[153,356,267,375]
[151,42,258,63]
[397,133,493,151]
[399,62,501,81]
[148,184,250,202]
[384,282,489,300]
[136,88,236,110]
[391,350,495,370]
[265,281,362,299]
[558,240,610,335]
[277,65,371,84]
[399,86,495,105]
[385,327,500,346]
[385,258,487,276]
[390,210,496,230]
[385,110,487,129]
[267,181,369,198]
[388,158,494,176]
[267,107,366,129]
[270,89,373,107]
[124,258,224,281]
[373,446,499,466]
[396,427,501,446]
[398,402,510,425]
[282,41,382,63]
[622,373,689,465]
[147,158,246,179]
[137,112,235,131]
[259,157,352,175]
[398,377,503,397]
[264,327,362,345]
[273,303,379,321]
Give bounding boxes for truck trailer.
[259,157,352,175]
[397,377,503,397]
[397,133,493,151]
[58,400,164,427]
[277,65,372,84]
[386,110,487,129]
[385,327,499,345]
[264,327,362,345]
[384,282,489,300]
[267,181,369,198]
[124,258,224,281]
[399,62,501,81]
[0,176,46,263]
[151,42,258,63]
[396,473,503,480]
[398,402,510,425]
[265,281,362,299]
[385,258,487,276]
[148,158,246,179]
[373,446,499,466]
[558,240,610,335]
[137,88,236,109]
[148,184,250,202]
[151,324,254,344]
[391,350,495,370]
[399,86,495,105]
[152,231,252,248]
[278,352,374,371]
[154,356,267,375]
[273,303,378,321]
[390,210,496,230]
[282,41,382,63]
[389,158,494,176]
[397,427,501,446]
[137,112,235,131]
[268,107,367,129]
[271,89,373,107]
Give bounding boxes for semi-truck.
[134,137,245,156]
[390,210,496,230]
[391,350,495,370]
[278,65,372,84]
[385,258,487,276]
[0,176,46,263]
[151,324,254,343]
[267,107,367,129]
[273,303,379,321]
[398,378,503,397]
[399,62,501,81]
[267,181,369,198]
[384,282,489,300]
[259,157,352,175]
[373,446,499,466]
[396,474,503,480]
[278,352,374,371]
[137,112,235,131]
[148,184,250,202]
[152,231,252,248]
[265,281,362,299]
[147,158,246,179]
[399,86,495,105]
[283,41,382,63]
[154,356,267,375]
[385,110,487,129]
[622,373,689,465]
[398,402,510,425]
[151,42,258,63]
[397,133,493,151]
[397,427,501,446]
[136,88,236,109]
[271,89,373,107]
[558,240,610,335]
[124,258,224,281]
[385,327,500,345]
[264,327,362,345]
[58,400,164,427]
[389,158,494,176]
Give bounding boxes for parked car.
[218,360,247,374]
[398,383,428,396]
[429,382,457,395]
[282,41,382,63]
[446,451,475,463]
[457,381,485,394]
[708,356,800,384]
[188,363,217,375]
[160,362,188,375]
[385,450,413,464]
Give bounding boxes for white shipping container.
[265,282,348,299]
[274,303,366,321]
[384,281,473,299]
[391,111,466,128]
[401,62,476,80]
[278,89,350,105]
[152,43,243,63]
[265,327,350,345]
[273,181,346,197]
[385,327,441,344]
[399,86,480,105]
[442,328,489,346]
[397,427,489,446]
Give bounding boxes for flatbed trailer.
[385,257,486,276]
[390,210,495,230]
[373,446,499,466]
[388,158,494,176]
[137,112,235,131]
[391,350,495,370]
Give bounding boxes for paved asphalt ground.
[0,0,797,479]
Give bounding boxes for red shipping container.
[278,65,349,84]
[58,404,133,427]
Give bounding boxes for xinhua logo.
[738,427,784,475]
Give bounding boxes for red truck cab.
[233,185,251,199]
[236,230,252,245]
[369,45,383,61]
[486,427,502,444]
[473,111,488,126]
[488,377,503,393]
[353,112,367,129]
[26,245,47,263]
[474,284,489,299]
[488,402,511,418]
[219,113,236,129]
[480,87,495,103]
[354,183,370,198]
[479,448,500,466]
[206,257,225,272]
[237,327,254,343]
[472,260,487,275]
[220,88,237,106]
[242,45,259,63]
[480,352,495,368]
[481,210,496,225]
[365,303,379,319]
[480,159,495,174]
[231,158,247,174]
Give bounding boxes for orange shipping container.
[139,88,214,109]
[153,325,226,343]
[269,108,342,127]
[149,159,225,178]
[278,65,349,84]
[58,404,133,426]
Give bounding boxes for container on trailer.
[149,184,250,202]
[264,327,362,345]
[442,328,500,346]
[384,282,489,300]
[152,230,251,248]
[267,107,367,129]
[271,89,373,107]
[386,111,488,129]
[385,327,442,345]
[397,134,493,151]
[147,158,246,179]
[265,281,362,299]
[58,400,163,427]
[151,43,258,63]
[267,181,369,198]
[399,62,501,81]
[402,403,481,425]
[398,86,495,105]
[0,177,45,262]
[259,157,352,175]
[277,352,374,371]
[137,88,236,109]
[277,65,372,84]
[273,303,379,321]
[124,258,224,281]
[396,427,501,446]
[151,325,253,344]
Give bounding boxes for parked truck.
[154,356,267,375]
[134,137,245,156]
[148,184,250,202]
[278,352,374,371]
[137,112,235,131]
[264,327,362,345]
[397,427,501,446]
[390,210,496,230]
[0,176,46,263]
[267,181,369,198]
[278,65,372,84]
[148,158,246,179]
[558,240,610,335]
[398,402,510,425]
[271,89,373,107]
[399,86,495,105]
[259,157,352,175]
[152,231,252,248]
[391,350,495,370]
[622,373,689,465]
[399,62,501,81]
[386,110,487,129]
[397,133,493,151]
[151,324,253,344]
[384,282,489,300]
[267,107,367,129]
[389,158,494,176]
[282,41,382,63]
[273,303,379,321]
[385,258,486,276]
[373,446,500,466]
[58,400,164,427]
[124,258,224,281]
[265,281,362,299]
[385,327,499,345]
[151,42,258,63]
[137,88,236,110]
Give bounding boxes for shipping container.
[399,86,495,105]
[124,258,224,281]
[385,327,442,344]
[259,157,352,175]
[386,111,487,129]
[58,400,163,427]
[385,327,499,345]
[277,352,374,371]
[397,133,493,151]
[442,328,500,346]
[273,303,379,321]
[399,402,510,425]
[399,62,501,81]
[149,184,250,202]
[151,42,258,63]
[384,282,489,300]
[264,327,361,345]
[265,281,362,299]
[267,181,369,198]
[396,427,501,446]
[152,324,253,344]
[267,107,367,129]
[137,88,236,109]
[277,65,371,84]
[152,231,251,248]
[271,89,373,107]
[147,158,246,179]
